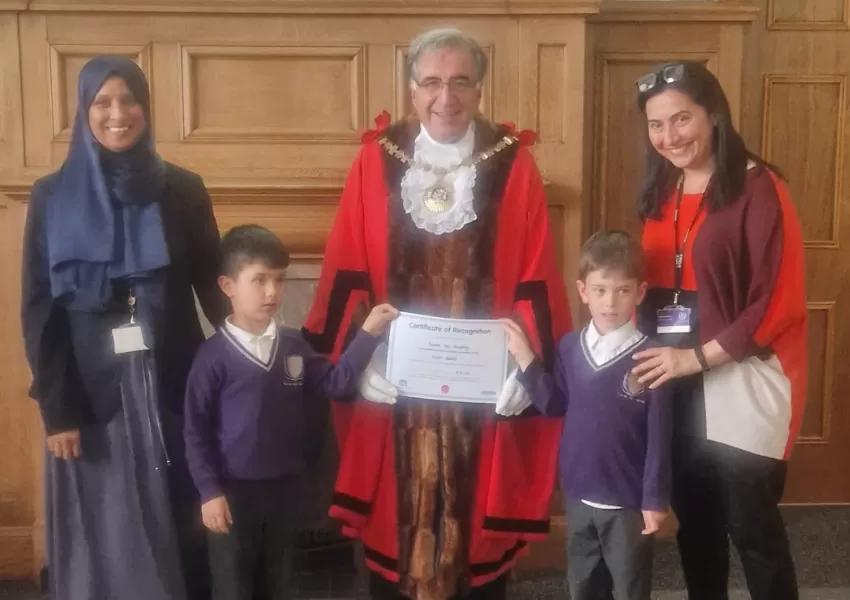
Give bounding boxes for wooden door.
[740,0,850,503]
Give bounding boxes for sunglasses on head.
[636,63,685,93]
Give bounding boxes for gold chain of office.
[378,135,517,213]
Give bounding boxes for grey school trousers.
[565,499,654,600]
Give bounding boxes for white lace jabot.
[401,122,477,235]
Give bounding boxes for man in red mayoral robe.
[302,27,572,600]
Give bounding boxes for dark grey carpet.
[2,507,848,599]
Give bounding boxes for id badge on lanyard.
[112,291,150,354]
[657,183,703,335]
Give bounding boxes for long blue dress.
[21,56,226,600]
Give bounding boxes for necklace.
[379,135,517,213]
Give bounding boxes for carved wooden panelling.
[48,44,151,141]
[799,302,835,443]
[767,0,850,31]
[0,0,765,578]
[536,44,568,144]
[180,45,366,143]
[592,53,715,236]
[211,189,340,260]
[547,203,568,274]
[761,75,846,248]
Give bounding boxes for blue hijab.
[46,56,169,326]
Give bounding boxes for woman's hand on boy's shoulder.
[362,304,400,336]
[632,346,702,389]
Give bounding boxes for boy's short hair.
[220,224,290,278]
[578,230,645,281]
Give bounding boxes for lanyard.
[672,181,704,305]
[128,290,137,324]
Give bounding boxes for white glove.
[495,368,532,417]
[358,343,398,405]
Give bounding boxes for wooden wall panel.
[762,75,846,247]
[591,53,713,238]
[48,44,151,141]
[0,0,758,580]
[18,13,535,183]
[0,0,605,579]
[801,302,835,443]
[210,188,342,260]
[586,11,750,238]
[535,44,568,143]
[180,45,366,143]
[767,0,850,31]
[0,14,24,173]
[0,196,38,581]
[517,17,588,292]
[741,0,850,503]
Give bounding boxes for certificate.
[385,312,508,404]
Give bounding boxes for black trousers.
[208,476,301,600]
[565,500,654,600]
[672,437,798,600]
[369,571,508,600]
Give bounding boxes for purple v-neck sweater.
[518,327,673,511]
[184,326,380,502]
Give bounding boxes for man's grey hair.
[407,28,488,85]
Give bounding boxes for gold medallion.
[423,184,453,213]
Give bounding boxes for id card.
[657,305,691,334]
[112,324,149,354]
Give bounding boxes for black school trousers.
[207,475,302,600]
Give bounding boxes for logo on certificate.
[441,384,450,394]
[399,379,408,388]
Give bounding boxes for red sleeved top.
[640,166,807,460]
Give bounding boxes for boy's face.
[218,261,286,325]
[576,268,647,335]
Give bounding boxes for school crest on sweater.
[284,355,304,383]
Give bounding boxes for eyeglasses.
[636,63,685,93]
[414,77,479,94]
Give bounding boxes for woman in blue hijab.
[21,55,227,600]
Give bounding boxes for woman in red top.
[631,62,807,600]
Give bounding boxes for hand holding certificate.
[385,312,508,404]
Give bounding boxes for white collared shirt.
[416,121,476,160]
[224,317,278,364]
[581,319,645,510]
[584,320,644,368]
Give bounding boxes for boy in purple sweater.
[502,230,672,600]
[184,225,397,600]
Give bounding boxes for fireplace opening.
[291,420,362,598]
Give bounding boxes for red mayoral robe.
[302,113,572,600]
